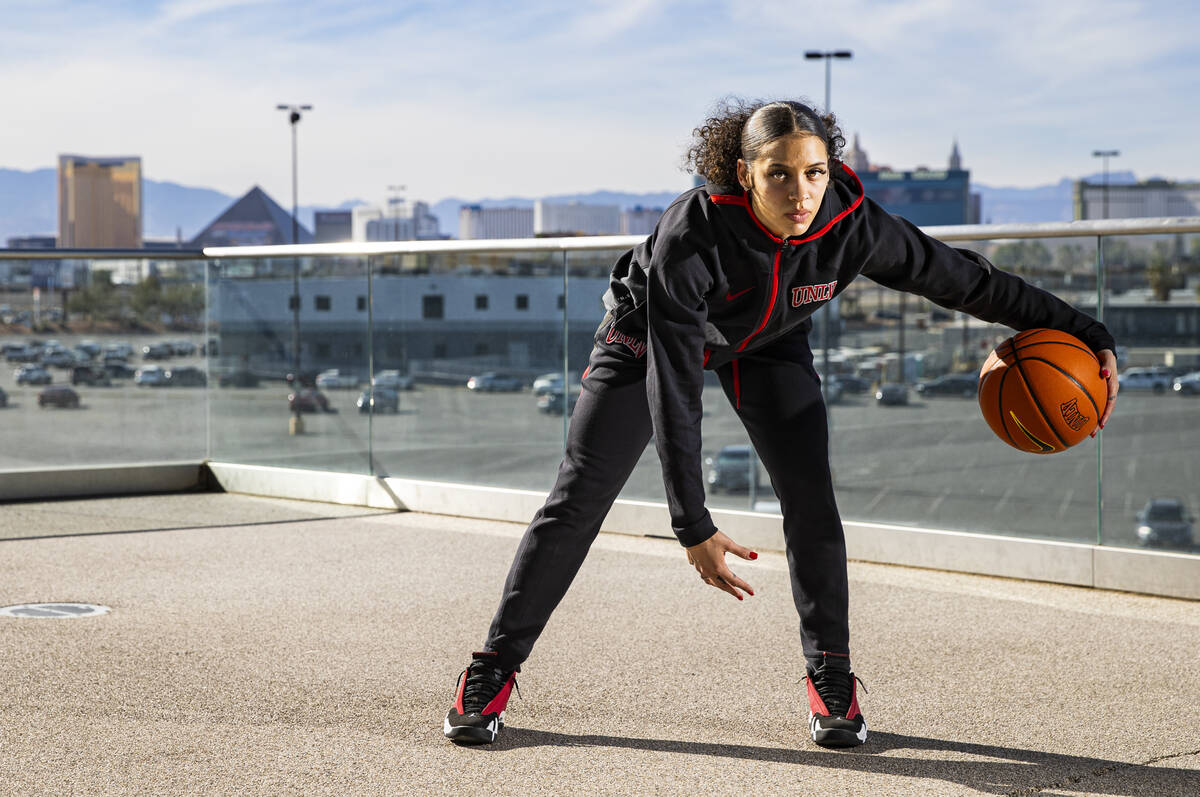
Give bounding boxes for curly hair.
[684,97,846,187]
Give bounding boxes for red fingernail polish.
[737,595,743,601]
[749,551,758,560]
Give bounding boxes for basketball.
[978,328,1106,454]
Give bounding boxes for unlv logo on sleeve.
[605,324,648,358]
[791,281,838,307]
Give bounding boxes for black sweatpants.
[483,332,850,672]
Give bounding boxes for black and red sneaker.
[443,652,518,745]
[805,655,867,748]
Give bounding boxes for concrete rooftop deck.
[1,492,1198,796]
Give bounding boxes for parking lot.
[2,333,1197,553]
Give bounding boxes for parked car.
[0,385,7,408]
[141,343,174,360]
[41,349,80,368]
[357,387,399,414]
[104,361,137,380]
[875,383,909,406]
[289,388,333,413]
[705,444,761,493]
[164,366,207,387]
[1119,367,1172,394]
[71,365,112,386]
[537,388,579,415]
[74,340,102,359]
[134,365,168,386]
[38,385,80,408]
[1135,498,1194,548]
[104,343,134,360]
[168,339,198,356]
[316,369,359,389]
[1172,372,1200,396]
[830,374,871,394]
[371,370,414,390]
[218,370,261,388]
[15,365,52,385]
[915,373,978,398]
[4,344,39,363]
[467,372,523,392]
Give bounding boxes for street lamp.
[277,103,312,434]
[805,50,853,395]
[1092,149,1120,219]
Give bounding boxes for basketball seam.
[1015,356,1102,420]
[1012,343,1068,450]
[994,364,1021,450]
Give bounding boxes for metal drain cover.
[0,603,111,619]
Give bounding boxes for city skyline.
[2,0,1198,211]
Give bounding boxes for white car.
[1172,372,1200,396]
[134,365,167,386]
[1119,367,1173,394]
[372,370,415,390]
[315,369,359,389]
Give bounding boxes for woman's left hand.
[1093,349,1119,437]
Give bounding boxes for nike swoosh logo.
[1009,411,1055,453]
[726,287,753,301]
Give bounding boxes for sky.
[2,0,1199,208]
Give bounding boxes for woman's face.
[737,133,830,239]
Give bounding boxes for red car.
[38,385,81,408]
[288,388,332,413]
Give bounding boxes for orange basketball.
[978,328,1106,454]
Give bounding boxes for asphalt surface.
[1,492,1198,796]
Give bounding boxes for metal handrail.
[2,217,1199,261]
[0,248,206,260]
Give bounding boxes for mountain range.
[0,166,1153,246]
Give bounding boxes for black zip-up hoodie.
[599,163,1114,548]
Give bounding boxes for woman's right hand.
[685,530,757,600]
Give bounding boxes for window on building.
[515,294,529,311]
[475,294,488,310]
[475,342,490,355]
[315,295,331,311]
[357,296,367,311]
[557,294,565,310]
[316,342,331,358]
[433,343,447,358]
[288,295,299,311]
[423,295,444,319]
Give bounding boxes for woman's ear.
[736,159,751,191]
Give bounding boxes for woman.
[443,99,1118,748]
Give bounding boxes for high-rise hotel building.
[58,154,143,248]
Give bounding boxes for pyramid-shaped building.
[190,186,313,248]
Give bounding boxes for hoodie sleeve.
[643,230,718,547]
[858,202,1115,353]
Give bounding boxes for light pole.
[805,50,852,397]
[277,103,312,434]
[1091,149,1119,219]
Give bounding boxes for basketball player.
[444,98,1118,748]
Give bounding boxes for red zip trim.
[702,349,711,368]
[732,359,741,409]
[736,246,782,353]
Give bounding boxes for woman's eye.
[807,169,826,179]
[770,170,787,180]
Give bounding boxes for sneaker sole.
[443,715,503,745]
[809,715,868,748]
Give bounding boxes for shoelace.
[806,667,867,716]
[458,661,519,714]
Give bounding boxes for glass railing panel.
[1,256,209,468]
[826,235,1104,544]
[1099,231,1200,553]
[368,249,572,490]
[207,255,372,473]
